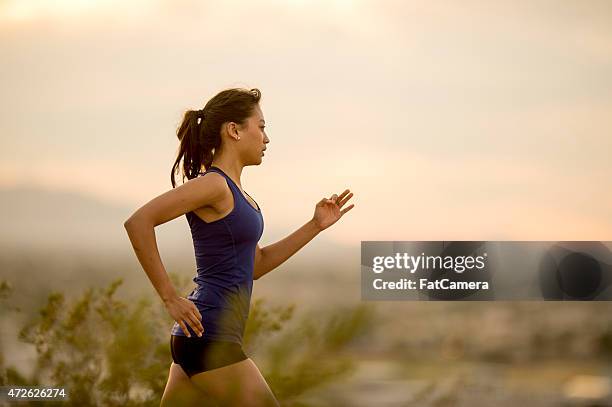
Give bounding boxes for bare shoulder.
[125,171,230,227]
[188,171,228,198]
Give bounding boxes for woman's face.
[239,104,269,165]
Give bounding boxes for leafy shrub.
[1,276,375,406]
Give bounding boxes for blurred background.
[1,0,611,405]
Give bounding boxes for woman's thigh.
[160,362,217,407]
[190,358,279,407]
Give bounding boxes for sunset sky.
[1,0,611,245]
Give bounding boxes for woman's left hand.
[312,189,355,232]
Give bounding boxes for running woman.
[124,88,355,406]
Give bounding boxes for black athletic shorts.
[170,335,248,378]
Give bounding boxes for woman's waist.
[188,284,252,309]
[192,270,253,289]
[187,298,251,321]
[193,260,254,275]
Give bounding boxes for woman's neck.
[210,157,244,188]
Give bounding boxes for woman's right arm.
[123,172,228,337]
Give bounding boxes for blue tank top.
[170,166,264,343]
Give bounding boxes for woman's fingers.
[166,297,205,337]
[337,189,350,201]
[340,204,355,215]
[192,311,204,334]
[321,189,354,208]
[194,308,203,332]
[178,320,192,338]
[181,314,203,338]
[185,309,204,336]
[178,300,204,337]
[190,303,202,321]
[338,192,353,208]
[328,189,350,203]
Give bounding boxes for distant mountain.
[0,186,192,254]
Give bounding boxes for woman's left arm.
[253,189,355,280]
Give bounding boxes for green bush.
[1,276,375,406]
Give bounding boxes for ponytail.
[171,88,261,188]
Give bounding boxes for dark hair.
[171,87,262,188]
